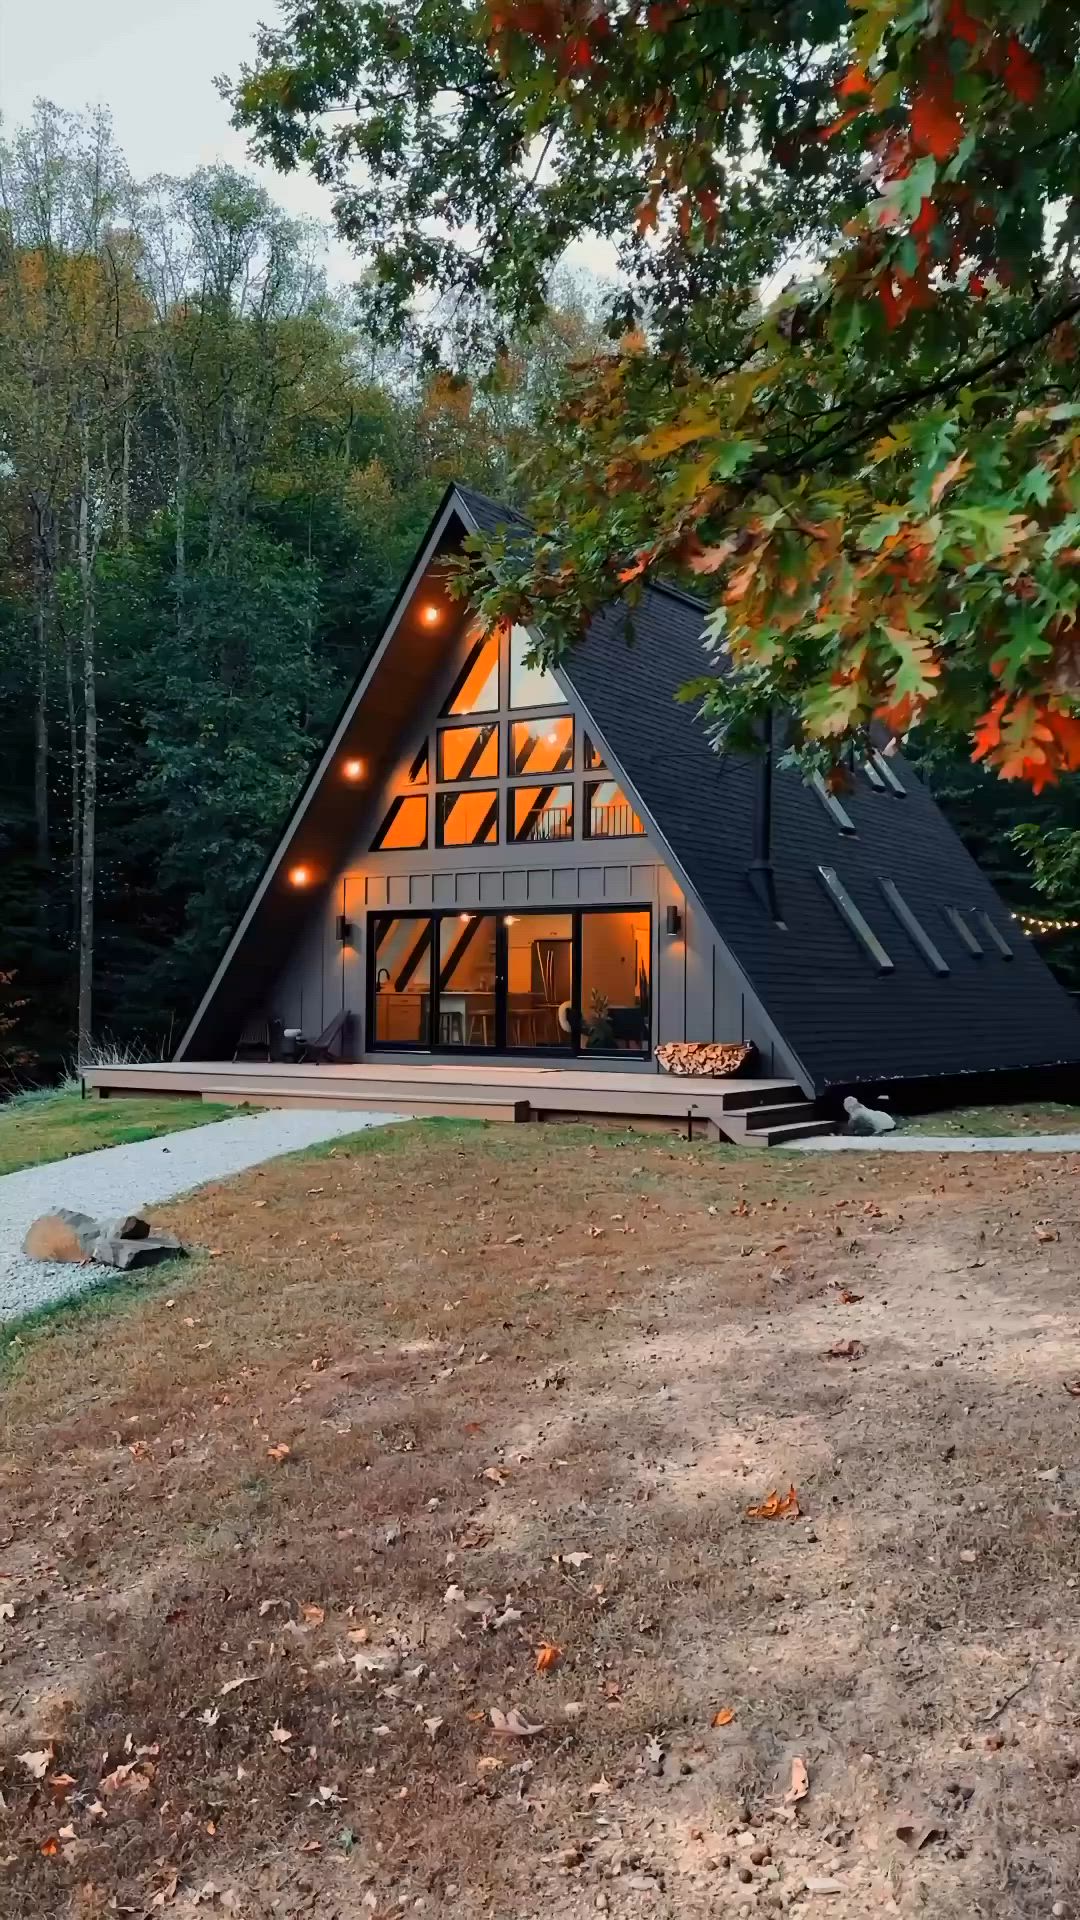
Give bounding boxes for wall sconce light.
[288,864,311,888]
[335,913,353,944]
[665,904,683,937]
[504,914,518,926]
[459,911,473,923]
[420,603,442,627]
[342,756,364,781]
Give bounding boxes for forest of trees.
[0,102,600,1088]
[3,67,1080,1093]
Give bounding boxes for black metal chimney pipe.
[748,709,784,923]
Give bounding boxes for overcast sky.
[2,0,382,284]
[1,0,613,289]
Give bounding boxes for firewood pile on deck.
[655,1042,756,1077]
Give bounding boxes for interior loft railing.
[521,804,573,842]
[589,803,644,838]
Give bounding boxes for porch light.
[420,603,442,626]
[504,914,518,926]
[343,756,364,781]
[665,904,683,937]
[289,864,311,888]
[459,911,473,922]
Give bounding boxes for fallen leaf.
[838,1289,863,1305]
[301,1604,326,1627]
[490,1707,543,1737]
[0,1601,15,1620]
[267,1443,291,1464]
[270,1723,293,1745]
[39,1837,59,1857]
[587,1775,612,1797]
[424,1716,444,1742]
[895,1817,946,1851]
[476,1756,503,1772]
[711,1707,736,1727]
[1035,1225,1059,1243]
[482,1465,509,1485]
[220,1676,254,1695]
[47,1773,77,1798]
[1065,1380,1080,1397]
[17,1747,54,1780]
[746,1485,801,1520]
[535,1641,563,1674]
[199,1705,220,1728]
[562,1551,592,1570]
[785,1756,809,1805]
[826,1339,863,1360]
[298,1839,322,1853]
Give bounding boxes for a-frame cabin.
[93,483,1080,1133]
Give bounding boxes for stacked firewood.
[656,1041,756,1077]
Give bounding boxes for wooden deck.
[82,1060,832,1146]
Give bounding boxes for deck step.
[713,1081,805,1113]
[742,1100,820,1132]
[753,1118,835,1147]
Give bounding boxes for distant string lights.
[1012,911,1080,936]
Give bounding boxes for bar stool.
[439,1010,465,1045]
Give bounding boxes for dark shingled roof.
[456,485,1080,1093]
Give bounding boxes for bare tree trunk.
[30,496,50,872]
[76,420,97,1063]
[174,416,188,641]
[120,396,131,550]
[65,623,80,922]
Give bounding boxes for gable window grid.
[944,905,984,957]
[817,866,895,972]
[877,878,950,976]
[810,771,857,835]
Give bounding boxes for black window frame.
[366,904,653,1059]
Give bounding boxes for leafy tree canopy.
[233,0,1080,787]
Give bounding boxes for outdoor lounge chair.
[293,1007,355,1064]
[233,1015,284,1061]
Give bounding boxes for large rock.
[90,1231,184,1271]
[22,1209,186,1269]
[22,1212,94,1262]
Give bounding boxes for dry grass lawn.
[2,1117,1080,1920]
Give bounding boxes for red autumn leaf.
[636,198,659,234]
[561,35,592,71]
[969,272,988,297]
[911,65,964,160]
[535,1640,563,1673]
[947,0,982,45]
[746,1483,800,1520]
[836,64,872,101]
[912,197,937,239]
[1003,36,1042,105]
[822,107,862,142]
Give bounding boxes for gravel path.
[0,1107,404,1322]
[795,1131,1080,1152]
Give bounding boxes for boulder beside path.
[22,1208,186,1270]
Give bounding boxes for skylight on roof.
[817,867,894,972]
[944,906,984,956]
[878,879,950,976]
[810,773,856,834]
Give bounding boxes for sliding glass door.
[368,907,651,1057]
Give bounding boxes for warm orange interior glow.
[420,603,442,626]
[343,757,364,781]
[288,865,311,888]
